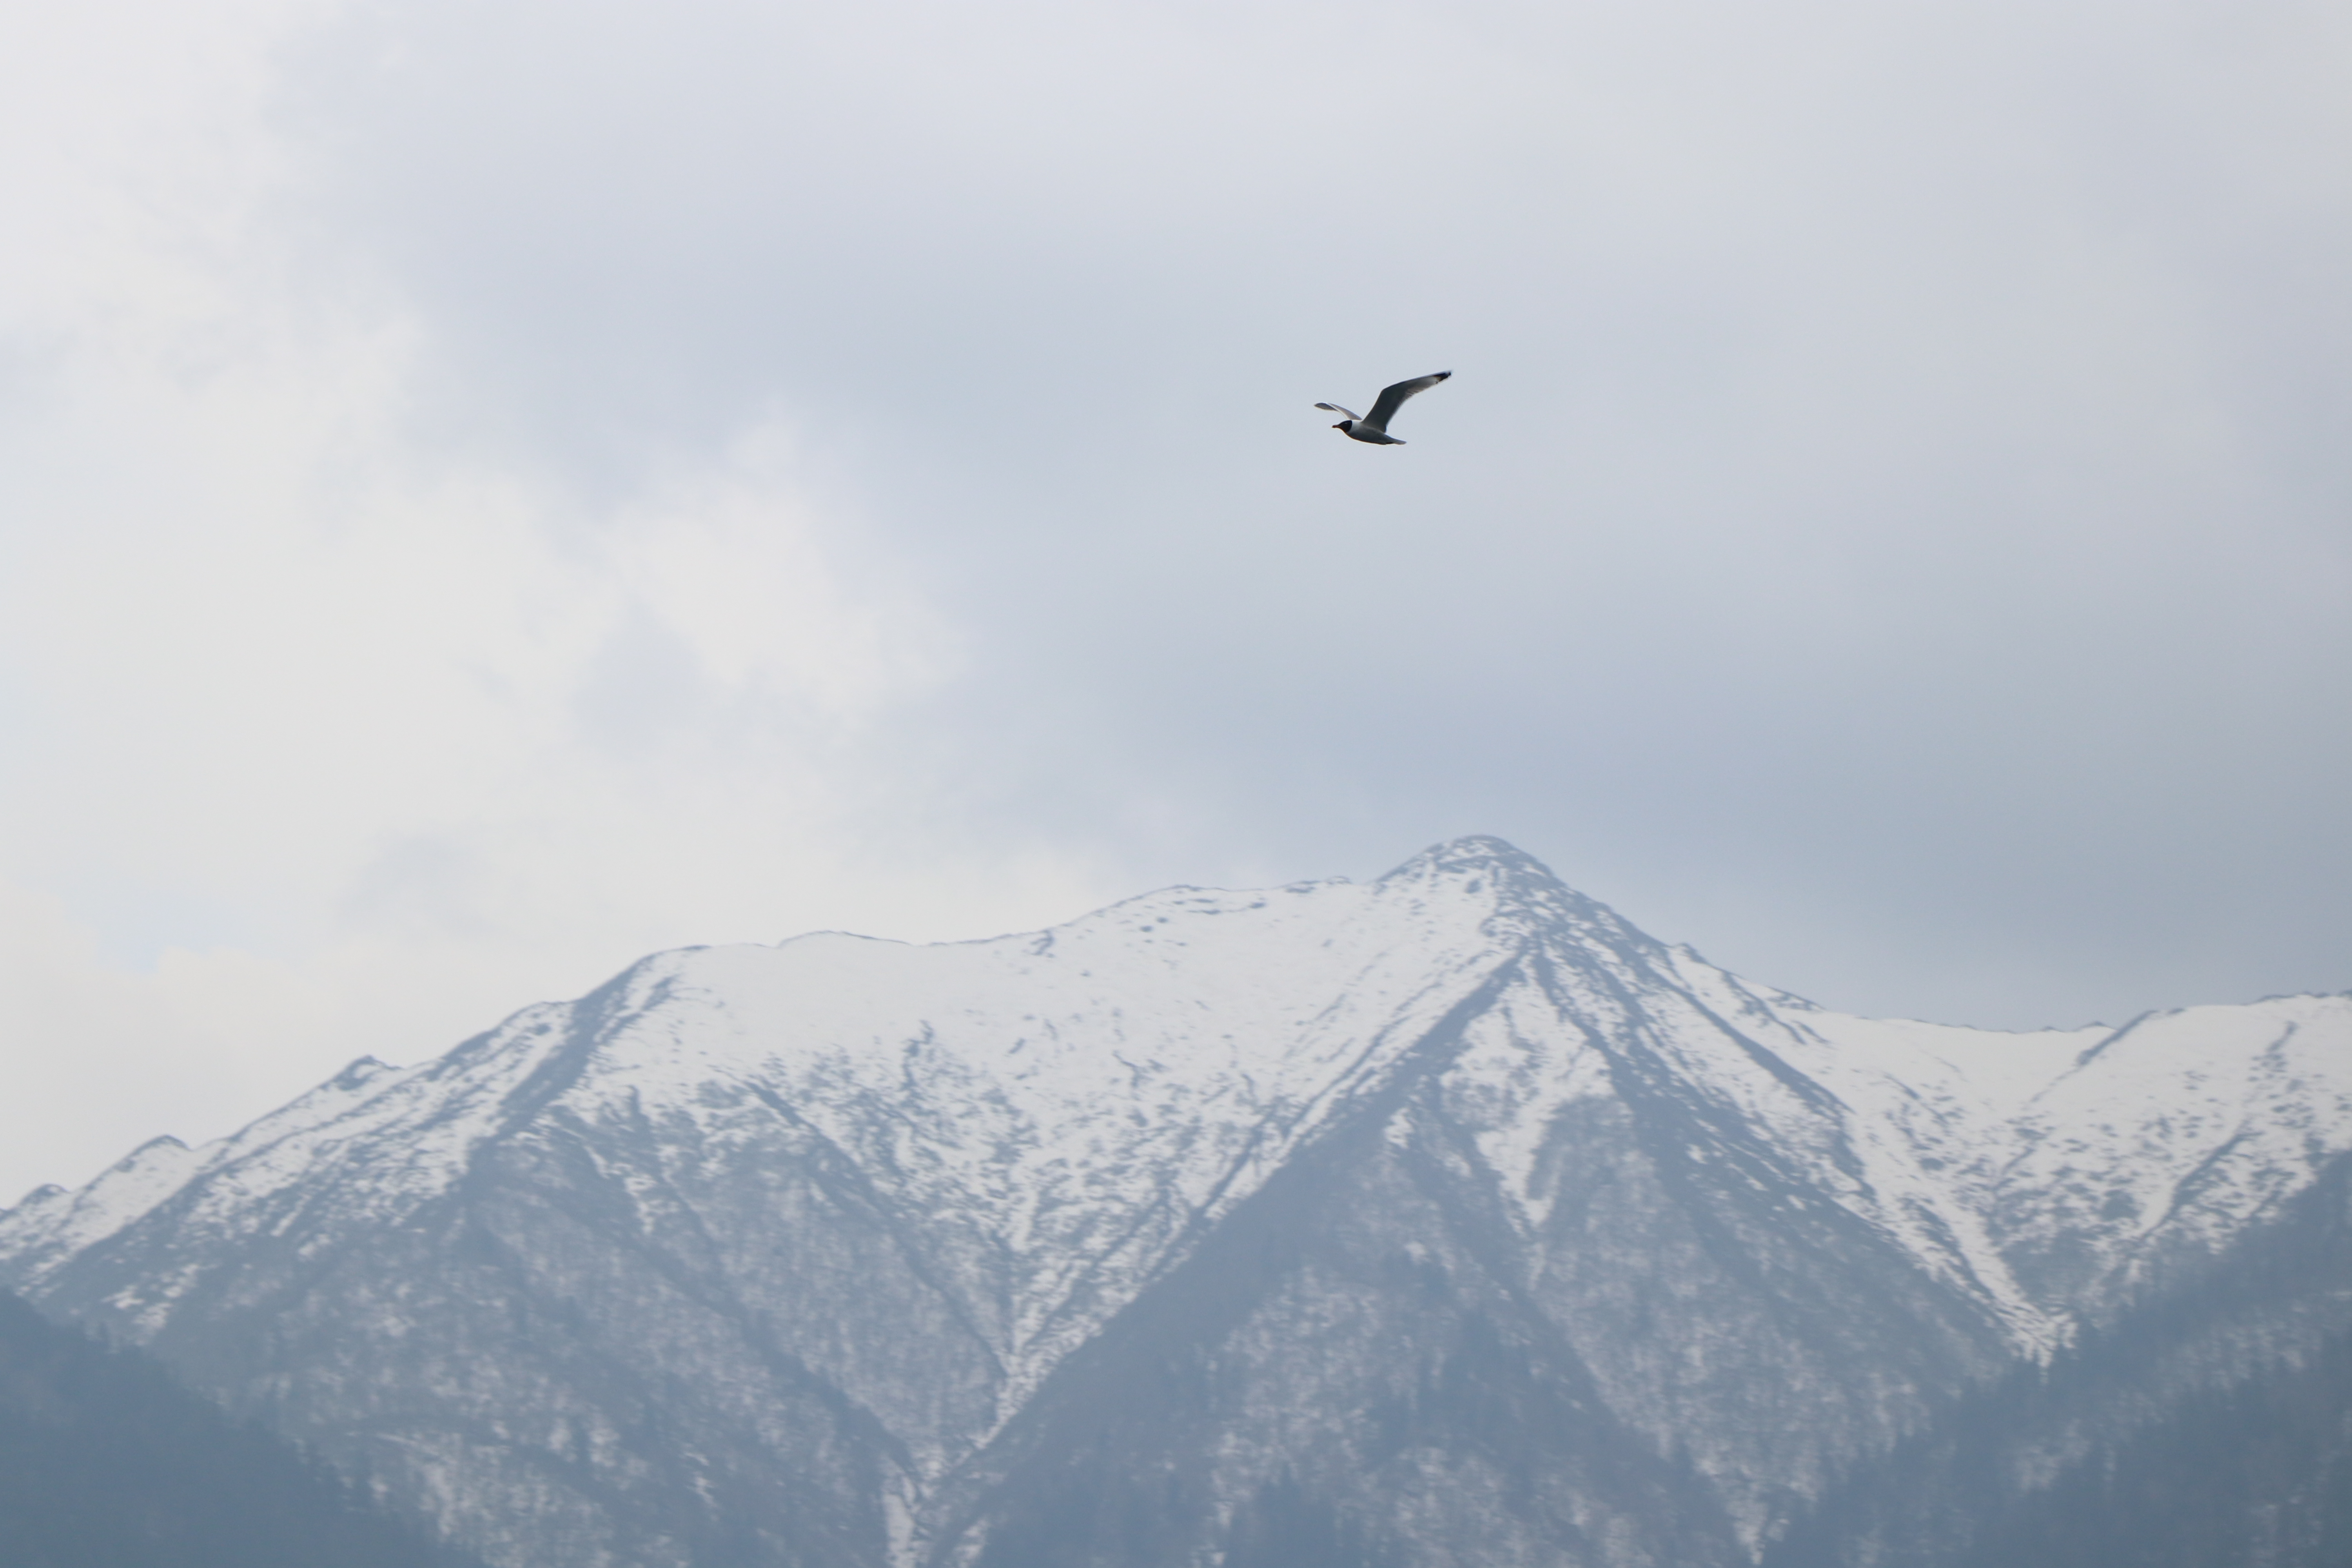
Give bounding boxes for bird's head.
[1330,420,1348,431]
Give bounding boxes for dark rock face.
[2,838,2347,1568]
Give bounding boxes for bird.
[1316,371,1451,445]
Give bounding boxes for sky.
[1,0,2346,1201]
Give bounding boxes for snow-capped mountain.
[3,838,2347,1568]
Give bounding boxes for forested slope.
[0,1290,479,1568]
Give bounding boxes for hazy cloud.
[1,0,2346,1197]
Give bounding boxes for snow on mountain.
[1993,994,2352,1311]
[1,837,2345,1568]
[0,1133,205,1288]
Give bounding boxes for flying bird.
[1316,371,1452,445]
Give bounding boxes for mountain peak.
[6,846,2349,1568]
[1377,834,1638,951]
[1377,833,1588,910]
[1385,832,1546,878]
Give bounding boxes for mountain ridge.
[3,836,2345,1568]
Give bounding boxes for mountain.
[2,837,2346,1568]
[0,1286,482,1568]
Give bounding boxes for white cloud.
[2,0,2348,1197]
[0,0,1111,1198]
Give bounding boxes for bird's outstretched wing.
[1364,371,1451,431]
[1314,402,1361,421]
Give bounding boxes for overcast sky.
[2,0,2346,1200]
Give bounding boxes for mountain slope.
[0,1287,481,1568]
[2,837,2346,1568]
[1768,1149,2352,1568]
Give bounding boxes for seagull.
[1316,371,1451,445]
